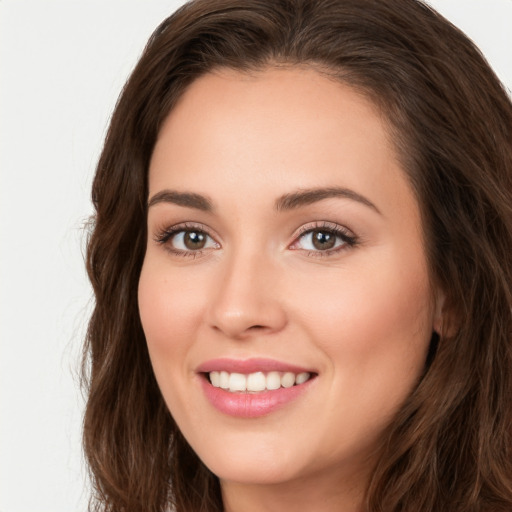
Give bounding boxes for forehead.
[149,67,420,238]
[151,68,398,189]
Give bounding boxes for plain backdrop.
[0,1,511,511]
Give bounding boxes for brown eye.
[183,231,207,250]
[311,230,336,250]
[291,224,356,255]
[165,229,218,253]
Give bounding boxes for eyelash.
[290,221,358,258]
[154,221,358,258]
[154,222,217,258]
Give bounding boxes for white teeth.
[219,371,229,389]
[208,370,312,392]
[210,371,220,387]
[247,371,266,391]
[266,371,281,390]
[296,372,310,385]
[229,373,246,392]
[281,372,295,388]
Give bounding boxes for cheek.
[138,260,205,351]
[137,256,211,420]
[138,257,209,421]
[295,250,434,403]
[322,272,431,351]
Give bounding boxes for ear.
[432,288,445,335]
[432,288,457,337]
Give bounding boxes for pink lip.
[196,357,312,374]
[196,358,316,418]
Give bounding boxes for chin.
[206,457,302,486]
[185,427,310,485]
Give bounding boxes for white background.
[0,1,511,511]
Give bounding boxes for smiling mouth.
[198,361,317,417]
[205,370,314,393]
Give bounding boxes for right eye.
[170,230,217,251]
[155,224,220,256]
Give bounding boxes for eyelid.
[288,221,358,255]
[293,220,353,237]
[152,220,357,258]
[153,221,221,257]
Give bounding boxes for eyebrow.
[148,190,213,211]
[147,186,380,214]
[275,187,380,214]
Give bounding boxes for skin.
[138,67,444,512]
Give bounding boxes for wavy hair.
[83,0,512,510]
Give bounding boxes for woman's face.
[139,67,442,494]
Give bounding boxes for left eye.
[170,230,217,251]
[294,228,353,252]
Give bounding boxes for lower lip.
[200,376,314,418]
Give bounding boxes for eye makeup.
[153,219,359,259]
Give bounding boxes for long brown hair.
[83,0,512,510]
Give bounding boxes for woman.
[83,0,512,510]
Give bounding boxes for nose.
[206,250,288,340]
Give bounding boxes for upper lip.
[196,358,314,375]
